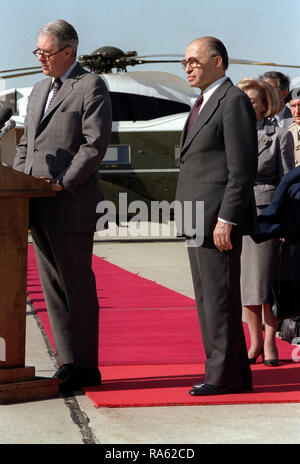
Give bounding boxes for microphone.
[0,119,16,140]
[0,107,13,130]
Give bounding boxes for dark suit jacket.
[175,78,258,238]
[13,63,112,232]
[253,166,300,244]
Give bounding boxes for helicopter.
[0,46,299,220]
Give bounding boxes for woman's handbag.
[271,241,300,320]
[279,317,300,343]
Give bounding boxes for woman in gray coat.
[237,78,295,366]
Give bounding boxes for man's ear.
[215,55,224,70]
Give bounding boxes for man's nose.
[185,63,194,73]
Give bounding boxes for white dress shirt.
[193,75,236,226]
[200,75,228,112]
[43,61,77,115]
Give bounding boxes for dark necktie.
[47,77,62,110]
[186,94,203,134]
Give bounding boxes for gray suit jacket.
[175,78,258,237]
[254,119,295,206]
[13,63,112,232]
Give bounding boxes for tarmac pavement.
[0,230,299,445]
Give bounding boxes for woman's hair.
[237,77,280,118]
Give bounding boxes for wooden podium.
[0,164,61,403]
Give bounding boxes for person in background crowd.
[287,87,300,166]
[259,71,293,128]
[237,78,294,367]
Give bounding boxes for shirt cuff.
[218,217,237,226]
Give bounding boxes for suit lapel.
[181,78,232,153]
[257,121,275,156]
[38,63,87,128]
[34,79,52,133]
[41,78,73,120]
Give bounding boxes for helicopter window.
[102,145,130,164]
[109,92,191,121]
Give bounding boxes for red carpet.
[27,245,300,407]
[84,362,300,407]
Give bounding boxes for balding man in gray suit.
[13,20,112,393]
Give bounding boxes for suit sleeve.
[276,127,295,177]
[218,91,258,224]
[55,76,112,192]
[13,102,30,173]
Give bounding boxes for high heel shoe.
[248,347,264,365]
[264,359,279,367]
[263,347,279,366]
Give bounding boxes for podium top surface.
[0,165,55,198]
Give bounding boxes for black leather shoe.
[57,366,101,394]
[241,382,252,392]
[189,383,248,396]
[53,363,74,380]
[192,381,252,392]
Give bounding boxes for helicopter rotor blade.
[136,54,183,58]
[2,70,43,79]
[0,66,41,74]
[2,50,298,79]
[133,58,300,68]
[229,58,300,69]
[131,59,181,65]
[137,55,300,69]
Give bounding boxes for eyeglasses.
[32,46,69,59]
[181,55,217,69]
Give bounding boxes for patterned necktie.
[47,78,62,110]
[186,94,203,134]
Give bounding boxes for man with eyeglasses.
[176,37,258,396]
[13,19,112,394]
